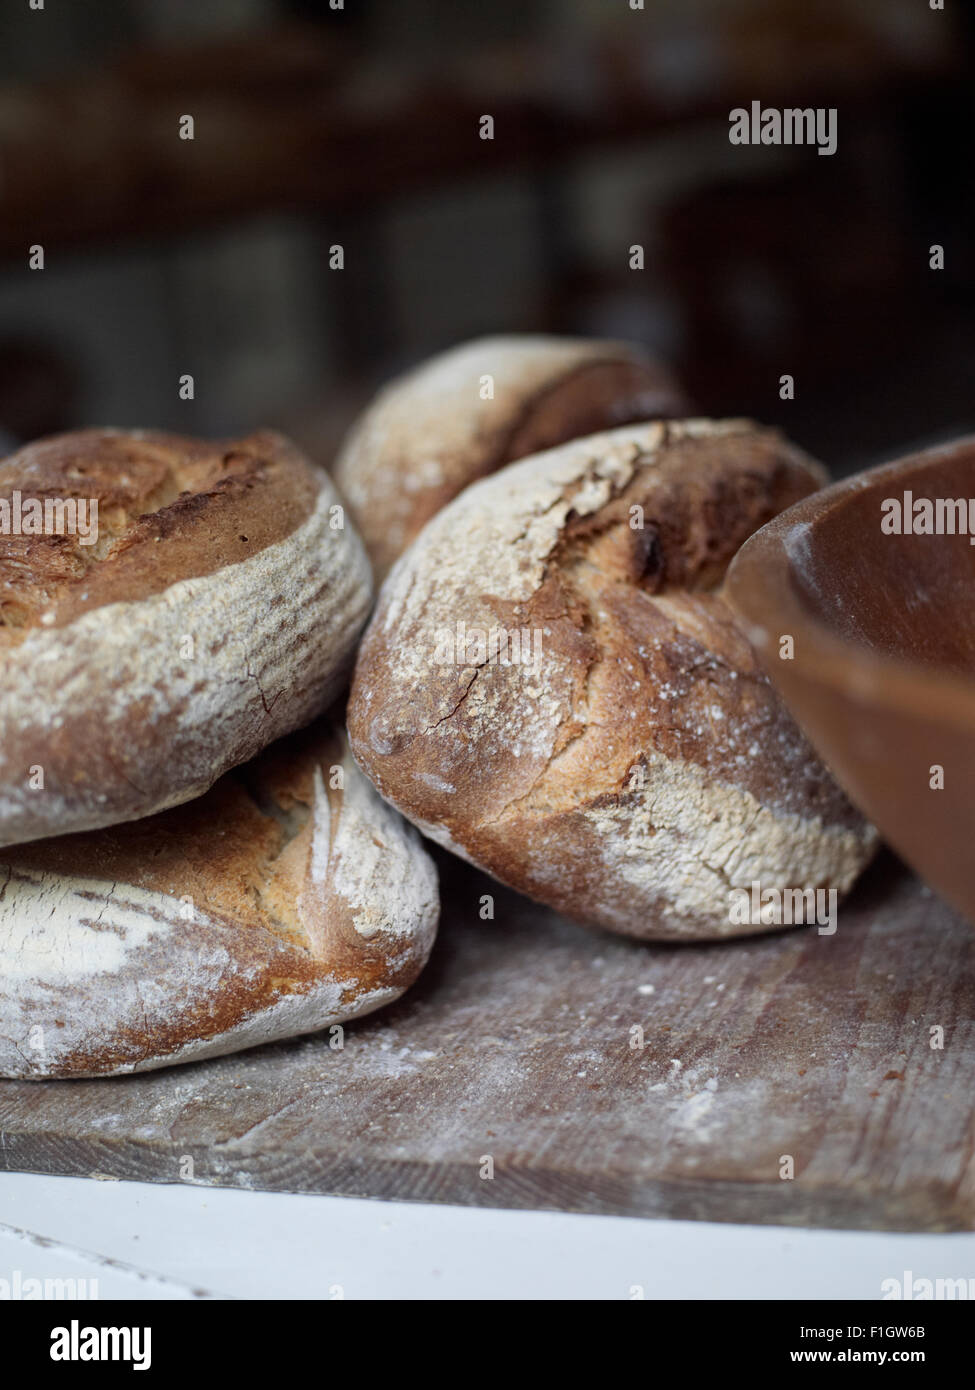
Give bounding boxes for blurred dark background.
[1,0,973,478]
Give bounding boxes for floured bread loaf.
[334,335,687,580]
[0,723,438,1078]
[348,419,877,940]
[0,428,372,847]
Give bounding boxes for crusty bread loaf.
[0,428,372,847]
[334,335,687,580]
[0,722,438,1078]
[348,419,877,940]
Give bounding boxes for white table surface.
[1,1171,973,1300]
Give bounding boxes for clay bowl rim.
[724,435,975,730]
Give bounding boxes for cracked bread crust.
[0,428,319,644]
[0,723,439,1078]
[334,335,688,581]
[0,428,373,847]
[348,419,878,940]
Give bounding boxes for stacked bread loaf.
[0,427,434,1077]
[0,336,876,1078]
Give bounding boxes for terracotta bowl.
[725,437,975,924]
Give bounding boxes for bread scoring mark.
[330,745,440,942]
[335,335,685,579]
[309,766,333,887]
[0,429,318,646]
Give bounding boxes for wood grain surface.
[1,851,972,1232]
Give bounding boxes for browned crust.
[349,421,874,937]
[1,723,433,1078]
[336,338,689,580]
[0,428,320,647]
[404,358,690,546]
[353,425,833,822]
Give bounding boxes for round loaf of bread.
[334,334,687,580]
[0,722,438,1078]
[348,419,878,940]
[0,428,372,847]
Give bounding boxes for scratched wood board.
[1,851,973,1232]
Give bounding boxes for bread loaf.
[348,419,877,940]
[0,722,438,1078]
[0,428,372,847]
[334,335,687,580]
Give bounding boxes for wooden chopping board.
[1,851,973,1232]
